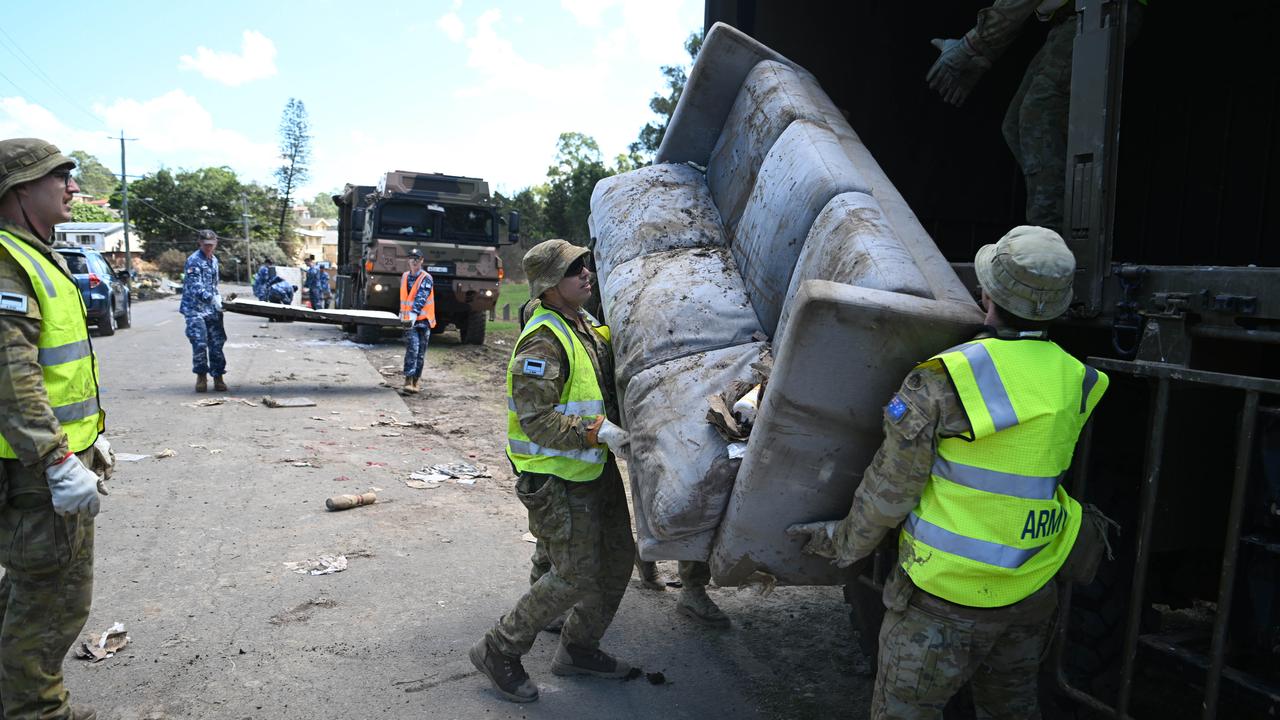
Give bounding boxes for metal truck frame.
[333,171,519,345]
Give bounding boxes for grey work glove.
[45,453,102,517]
[212,293,224,312]
[785,521,844,564]
[926,36,992,107]
[595,419,630,455]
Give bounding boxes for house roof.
[55,222,125,233]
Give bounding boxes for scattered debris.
[269,598,337,625]
[423,462,490,485]
[365,461,388,468]
[186,398,225,408]
[326,492,376,511]
[155,448,176,459]
[380,432,402,438]
[282,458,320,468]
[332,475,352,482]
[522,532,537,544]
[77,622,129,663]
[262,396,317,409]
[231,397,259,407]
[726,442,748,460]
[646,672,668,685]
[309,416,326,421]
[405,475,441,490]
[739,570,777,597]
[115,453,149,462]
[706,380,756,442]
[283,555,348,576]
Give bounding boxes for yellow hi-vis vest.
[0,230,104,459]
[900,337,1108,607]
[505,305,608,482]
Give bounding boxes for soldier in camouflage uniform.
[789,227,1108,719]
[471,240,634,703]
[926,0,1076,232]
[252,264,272,301]
[180,230,227,393]
[0,138,111,720]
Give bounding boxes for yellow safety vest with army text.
[900,337,1108,607]
[0,230,104,459]
[506,305,608,482]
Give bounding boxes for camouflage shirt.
[830,357,973,567]
[179,249,219,318]
[509,300,618,451]
[965,0,1071,61]
[0,218,76,467]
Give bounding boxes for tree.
[544,132,611,245]
[305,190,339,220]
[70,202,117,223]
[493,185,550,280]
[69,151,117,198]
[630,30,704,161]
[274,98,311,246]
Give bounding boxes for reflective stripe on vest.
[899,337,1108,607]
[505,305,608,482]
[0,231,104,458]
[399,271,436,327]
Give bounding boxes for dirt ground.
[62,291,871,719]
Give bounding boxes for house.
[54,222,143,254]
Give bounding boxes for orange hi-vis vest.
[399,270,436,328]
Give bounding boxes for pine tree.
[274,98,311,251]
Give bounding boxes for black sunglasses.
[564,255,594,277]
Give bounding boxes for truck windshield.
[442,206,494,244]
[377,201,436,238]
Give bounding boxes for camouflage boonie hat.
[524,239,589,300]
[0,138,76,200]
[975,225,1076,321]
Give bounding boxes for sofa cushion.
[588,162,724,288]
[731,119,872,337]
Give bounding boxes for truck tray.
[223,298,401,326]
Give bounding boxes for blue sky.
[0,0,703,199]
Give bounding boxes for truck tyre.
[461,310,486,345]
[355,323,381,344]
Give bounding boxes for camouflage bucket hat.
[523,239,589,300]
[974,225,1076,321]
[0,138,76,200]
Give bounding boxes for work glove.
[401,316,414,327]
[926,36,992,107]
[785,521,844,564]
[212,293,224,312]
[45,452,102,517]
[585,416,630,454]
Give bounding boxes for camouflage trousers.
[184,312,227,376]
[627,558,710,589]
[402,325,430,379]
[489,458,635,657]
[872,579,1057,720]
[0,456,95,720]
[1002,19,1076,234]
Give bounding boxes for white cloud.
[437,12,465,42]
[561,0,619,27]
[178,31,278,87]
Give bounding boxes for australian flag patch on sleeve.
[522,358,546,377]
[886,394,909,423]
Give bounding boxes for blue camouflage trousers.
[403,325,430,379]
[185,313,227,376]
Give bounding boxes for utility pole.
[241,193,252,283]
[109,130,138,278]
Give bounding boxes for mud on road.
[66,297,870,719]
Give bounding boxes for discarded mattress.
[601,246,761,396]
[588,162,725,288]
[624,341,767,541]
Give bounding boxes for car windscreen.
[442,206,494,244]
[59,252,89,274]
[376,202,435,238]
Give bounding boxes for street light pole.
[110,130,137,277]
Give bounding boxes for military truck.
[597,4,1277,717]
[332,171,520,344]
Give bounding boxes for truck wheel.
[355,324,381,344]
[461,310,486,345]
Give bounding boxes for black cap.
[408,249,423,260]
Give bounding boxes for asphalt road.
[63,290,869,720]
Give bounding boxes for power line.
[0,27,103,128]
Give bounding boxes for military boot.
[469,637,538,703]
[195,373,208,393]
[550,642,632,678]
[635,559,664,591]
[677,586,731,628]
[402,377,419,395]
[213,376,228,392]
[542,610,568,634]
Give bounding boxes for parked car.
[54,246,131,335]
